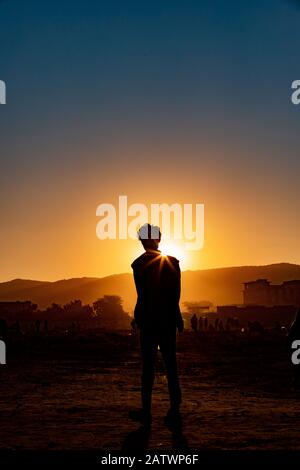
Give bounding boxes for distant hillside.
[0,274,135,312]
[0,263,300,313]
[182,263,300,307]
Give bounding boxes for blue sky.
[0,0,300,280]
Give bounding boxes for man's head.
[137,223,161,251]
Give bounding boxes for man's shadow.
[121,425,151,453]
[166,420,189,451]
[121,421,189,452]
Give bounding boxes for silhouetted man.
[130,223,184,427]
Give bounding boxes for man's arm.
[133,268,143,327]
[174,259,184,332]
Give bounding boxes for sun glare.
[159,242,185,262]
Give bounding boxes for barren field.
[1,330,300,452]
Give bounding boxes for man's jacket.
[131,250,183,331]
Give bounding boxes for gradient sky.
[1,0,300,281]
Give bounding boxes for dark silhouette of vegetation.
[63,300,94,321]
[93,295,130,329]
[0,296,131,329]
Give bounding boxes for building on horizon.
[243,279,300,307]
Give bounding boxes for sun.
[159,241,185,262]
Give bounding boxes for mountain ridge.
[0,263,299,312]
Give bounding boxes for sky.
[0,0,300,281]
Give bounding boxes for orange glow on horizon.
[1,143,299,282]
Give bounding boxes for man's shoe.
[164,408,182,429]
[129,409,152,426]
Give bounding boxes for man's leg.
[159,332,182,411]
[140,329,157,415]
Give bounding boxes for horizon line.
[1,261,300,285]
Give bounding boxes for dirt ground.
[1,330,300,451]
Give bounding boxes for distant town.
[0,278,299,330]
